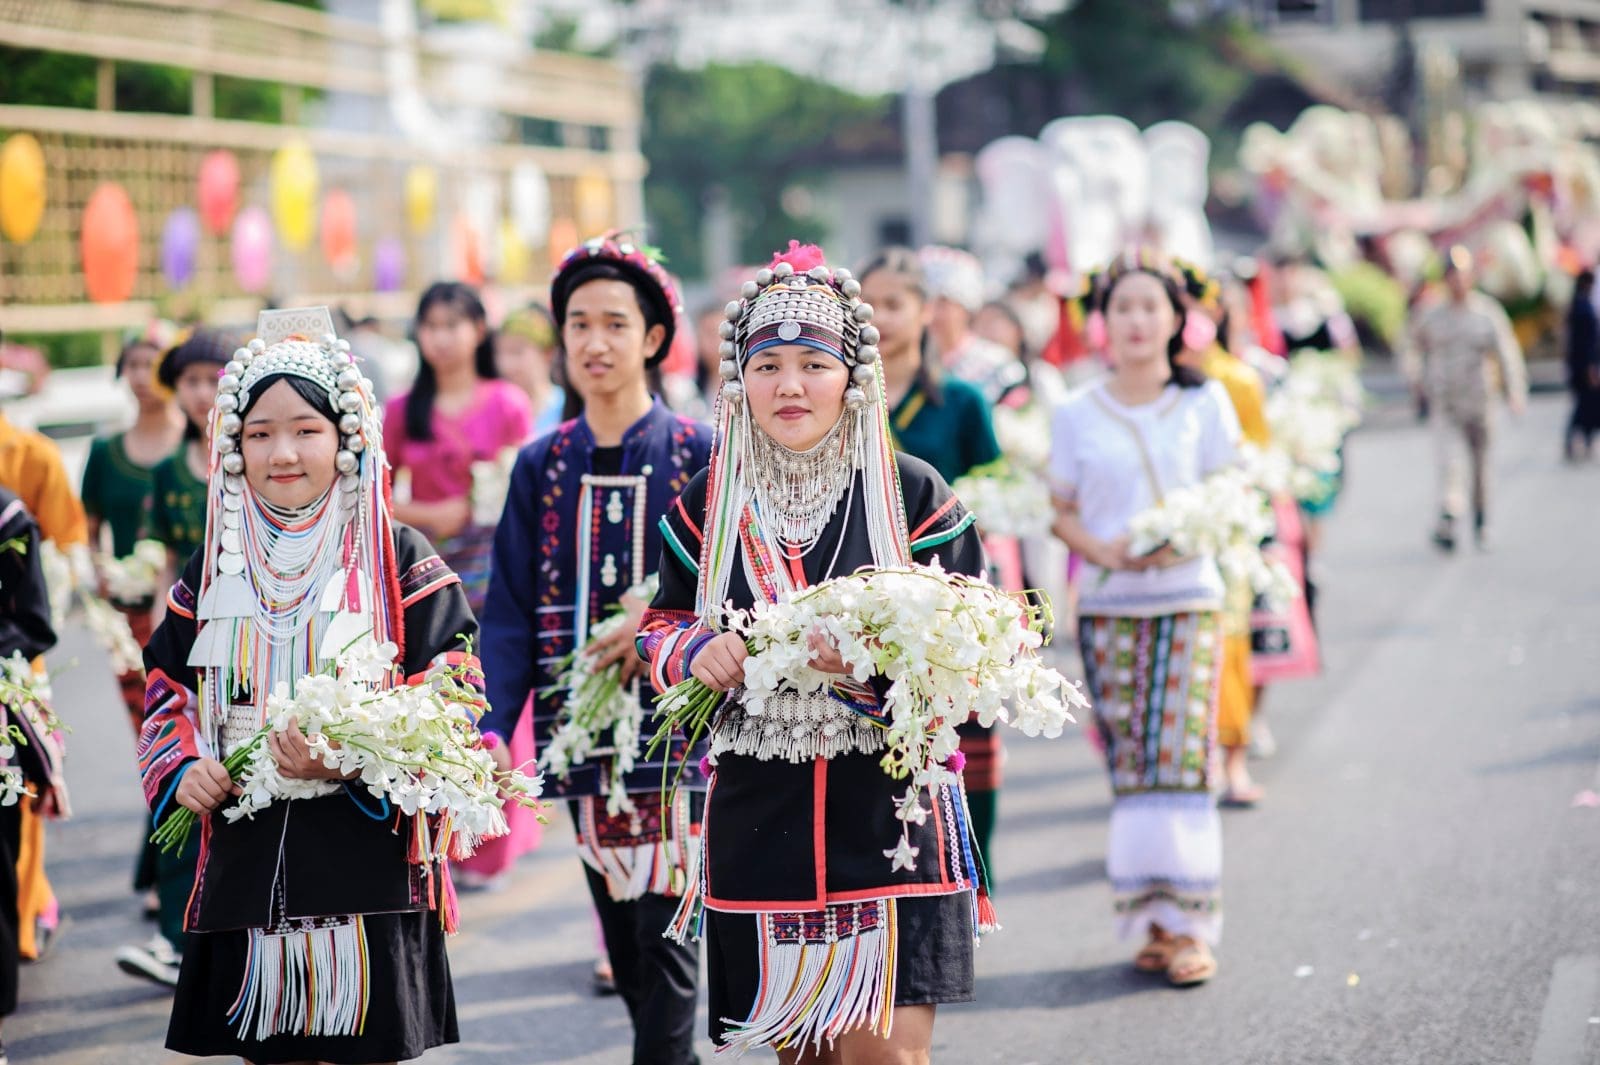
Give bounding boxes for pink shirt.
[384,380,534,502]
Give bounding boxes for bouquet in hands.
[470,447,519,528]
[951,459,1056,540]
[540,575,658,816]
[1124,468,1299,607]
[98,540,167,604]
[651,561,1087,872]
[0,652,64,807]
[40,541,143,674]
[152,636,544,856]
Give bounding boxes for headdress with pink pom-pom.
[694,242,910,617]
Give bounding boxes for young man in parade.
[479,234,714,1065]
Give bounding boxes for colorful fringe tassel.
[718,899,897,1057]
[228,916,370,1042]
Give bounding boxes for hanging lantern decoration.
[320,188,358,275]
[0,133,47,244]
[452,212,485,287]
[232,205,274,293]
[161,207,201,289]
[197,149,240,236]
[574,171,613,234]
[373,236,406,292]
[509,161,550,245]
[269,139,318,252]
[498,218,529,284]
[81,182,139,303]
[405,165,437,235]
[546,216,578,270]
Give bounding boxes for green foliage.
[1032,0,1258,138]
[214,75,288,124]
[642,63,886,280]
[1329,261,1408,348]
[12,332,105,371]
[0,48,96,108]
[115,62,191,114]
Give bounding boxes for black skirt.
[703,891,976,1047]
[166,910,458,1064]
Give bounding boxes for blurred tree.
[642,62,886,279]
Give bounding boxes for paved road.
[10,393,1600,1064]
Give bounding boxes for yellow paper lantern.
[270,139,318,252]
[498,219,529,284]
[574,172,614,234]
[405,165,437,235]
[0,133,47,244]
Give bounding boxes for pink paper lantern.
[232,206,274,293]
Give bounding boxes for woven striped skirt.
[435,524,496,617]
[1079,611,1224,945]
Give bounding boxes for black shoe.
[1474,512,1489,551]
[1431,515,1456,553]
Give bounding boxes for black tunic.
[140,522,476,1064]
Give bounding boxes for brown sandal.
[1166,939,1217,986]
[1133,934,1179,973]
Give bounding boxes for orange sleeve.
[28,437,88,547]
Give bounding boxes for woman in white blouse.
[1049,251,1241,987]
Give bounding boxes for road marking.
[1531,954,1600,1065]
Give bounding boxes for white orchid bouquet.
[1124,468,1299,608]
[470,446,520,528]
[40,541,143,674]
[0,652,64,807]
[992,403,1052,472]
[540,574,659,817]
[152,636,545,856]
[951,459,1056,540]
[97,539,167,604]
[649,560,1086,872]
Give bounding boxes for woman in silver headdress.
[139,308,480,1064]
[640,244,990,1061]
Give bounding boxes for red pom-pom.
[948,750,967,773]
[770,240,827,273]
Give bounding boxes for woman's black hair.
[406,281,497,442]
[857,246,945,404]
[238,373,339,425]
[1099,268,1208,389]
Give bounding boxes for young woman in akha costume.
[640,244,989,1062]
[138,308,478,1064]
[1048,251,1242,986]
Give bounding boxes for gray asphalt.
[8,391,1599,1065]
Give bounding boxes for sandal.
[1166,939,1217,987]
[1133,932,1179,973]
[1219,784,1264,808]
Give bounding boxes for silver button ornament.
[345,434,364,453]
[755,268,773,287]
[340,473,359,493]
[337,368,361,390]
[216,393,239,413]
[718,320,735,340]
[859,325,880,346]
[218,552,245,576]
[724,300,743,321]
[719,340,736,360]
[842,279,862,298]
[219,413,242,436]
[852,363,876,385]
[218,374,241,393]
[741,281,759,300]
[222,452,244,474]
[774,261,794,278]
[856,345,880,363]
[844,386,867,409]
[224,360,244,378]
[853,303,874,323]
[808,265,830,282]
[338,391,362,413]
[835,268,854,282]
[223,474,244,494]
[217,434,237,454]
[248,338,266,355]
[339,413,361,435]
[335,449,359,475]
[719,360,739,380]
[220,529,242,553]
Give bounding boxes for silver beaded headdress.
[696,245,910,618]
[187,307,396,745]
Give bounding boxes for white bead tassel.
[228,918,369,1042]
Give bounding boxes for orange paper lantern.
[0,133,47,244]
[197,149,240,236]
[320,189,358,272]
[453,213,485,287]
[81,182,139,303]
[547,217,579,269]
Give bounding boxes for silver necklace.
[746,411,857,556]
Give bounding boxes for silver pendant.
[606,490,624,525]
[601,553,618,588]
